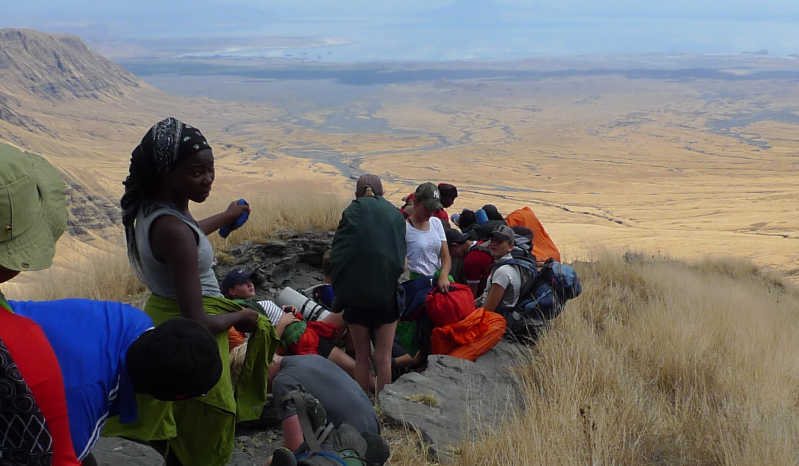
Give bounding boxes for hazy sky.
[5,0,799,60]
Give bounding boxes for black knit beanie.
[126,317,222,401]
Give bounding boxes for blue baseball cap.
[221,269,257,297]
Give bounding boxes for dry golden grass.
[447,250,799,466]
[6,249,145,303]
[193,189,348,250]
[2,189,348,302]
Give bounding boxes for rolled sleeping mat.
[275,287,331,321]
[475,209,489,224]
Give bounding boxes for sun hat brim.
[0,147,67,272]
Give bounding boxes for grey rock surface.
[216,230,334,301]
[378,340,529,462]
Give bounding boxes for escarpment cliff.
[0,28,141,102]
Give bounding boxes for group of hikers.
[0,117,579,466]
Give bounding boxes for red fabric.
[286,314,340,356]
[433,208,449,223]
[505,206,561,262]
[463,244,494,296]
[0,309,81,465]
[430,308,506,361]
[425,283,475,328]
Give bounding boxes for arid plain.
[3,29,799,282]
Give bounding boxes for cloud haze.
[3,0,798,60]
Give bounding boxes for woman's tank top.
[134,202,222,299]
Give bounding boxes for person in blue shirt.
[9,299,223,466]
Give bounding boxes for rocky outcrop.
[214,230,334,299]
[0,90,52,135]
[378,340,528,463]
[213,231,532,463]
[65,181,122,240]
[0,28,141,102]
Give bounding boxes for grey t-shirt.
[134,202,222,299]
[479,254,522,309]
[272,355,379,434]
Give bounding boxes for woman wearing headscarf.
[103,118,279,466]
[331,174,406,394]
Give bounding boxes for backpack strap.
[316,423,337,446]
[283,391,324,453]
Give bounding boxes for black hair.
[458,209,477,231]
[482,204,504,221]
[120,144,163,281]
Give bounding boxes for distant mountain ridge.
[0,28,141,102]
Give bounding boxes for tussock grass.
[448,251,799,466]
[4,189,347,302]
[8,250,145,303]
[195,190,348,251]
[6,180,797,466]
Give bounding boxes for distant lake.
[123,16,799,62]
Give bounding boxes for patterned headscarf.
[120,118,210,280]
[121,118,209,226]
[139,117,209,177]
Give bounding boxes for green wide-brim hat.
[0,146,67,271]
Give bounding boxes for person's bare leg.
[322,311,347,329]
[348,323,374,393]
[373,320,398,394]
[327,346,355,378]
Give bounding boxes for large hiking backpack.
[430,308,506,361]
[425,283,475,328]
[331,196,406,308]
[496,258,583,335]
[280,390,389,466]
[464,219,507,241]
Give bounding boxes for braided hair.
[121,118,209,279]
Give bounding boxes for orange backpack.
[505,206,561,262]
[430,308,506,362]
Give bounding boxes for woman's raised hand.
[224,200,251,224]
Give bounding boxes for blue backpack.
[496,258,582,334]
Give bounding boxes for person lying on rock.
[265,354,380,464]
[0,149,222,466]
[104,117,280,466]
[221,269,359,379]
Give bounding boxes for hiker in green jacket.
[331,174,407,394]
[103,118,279,466]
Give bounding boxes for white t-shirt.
[479,254,522,310]
[405,217,447,276]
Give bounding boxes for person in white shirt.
[405,182,452,293]
[478,225,522,314]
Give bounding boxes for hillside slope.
[0,28,141,101]
[0,29,331,268]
